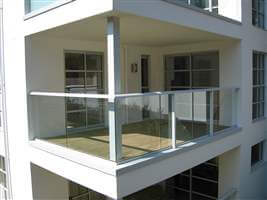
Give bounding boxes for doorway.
[141,55,150,119]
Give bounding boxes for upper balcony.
[29,87,239,163]
[23,0,242,39]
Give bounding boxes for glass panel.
[118,95,171,161]
[174,92,194,144]
[253,87,258,103]
[252,11,257,26]
[192,163,218,181]
[192,71,219,88]
[213,89,234,132]
[192,52,219,70]
[66,98,85,111]
[86,99,104,126]
[253,70,258,85]
[166,175,190,190]
[141,57,149,87]
[0,157,5,171]
[259,0,265,13]
[252,0,257,10]
[167,71,190,87]
[168,189,190,200]
[86,54,102,71]
[251,143,262,165]
[193,92,209,138]
[26,0,58,13]
[212,8,218,13]
[192,177,218,198]
[0,172,6,187]
[212,0,218,6]
[165,56,190,71]
[253,53,258,69]
[86,72,103,90]
[253,103,258,119]
[66,72,85,89]
[65,53,85,71]
[191,0,209,9]
[30,96,110,160]
[67,111,86,129]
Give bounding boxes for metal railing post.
[168,94,176,149]
[209,91,214,136]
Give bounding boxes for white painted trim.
[115,87,240,98]
[30,139,117,175]
[162,0,242,25]
[24,0,76,20]
[29,91,109,99]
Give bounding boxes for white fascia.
[23,0,114,36]
[113,0,243,40]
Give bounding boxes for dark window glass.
[192,177,218,197]
[65,53,85,70]
[141,57,149,87]
[192,163,218,181]
[251,142,264,166]
[252,0,265,29]
[66,72,85,88]
[86,54,102,71]
[192,52,219,70]
[166,175,190,190]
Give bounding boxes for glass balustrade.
[29,88,238,163]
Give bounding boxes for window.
[165,52,219,90]
[252,52,265,120]
[251,141,264,166]
[180,0,219,13]
[0,156,7,200]
[252,0,265,29]
[65,52,104,129]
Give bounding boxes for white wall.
[218,0,242,22]
[31,164,69,200]
[218,147,240,197]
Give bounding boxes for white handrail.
[115,87,239,99]
[29,87,239,99]
[29,91,109,99]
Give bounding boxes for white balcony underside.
[29,126,241,199]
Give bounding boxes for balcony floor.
[44,119,227,161]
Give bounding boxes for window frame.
[251,141,265,169]
[0,156,7,200]
[252,51,266,121]
[64,50,105,130]
[252,0,265,29]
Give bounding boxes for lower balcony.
[29,87,238,163]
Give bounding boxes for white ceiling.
[36,14,233,46]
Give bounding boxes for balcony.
[29,87,238,163]
[25,0,73,14]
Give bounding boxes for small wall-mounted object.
[131,63,138,73]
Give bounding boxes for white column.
[107,16,122,162]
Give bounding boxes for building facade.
[1,0,267,199]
